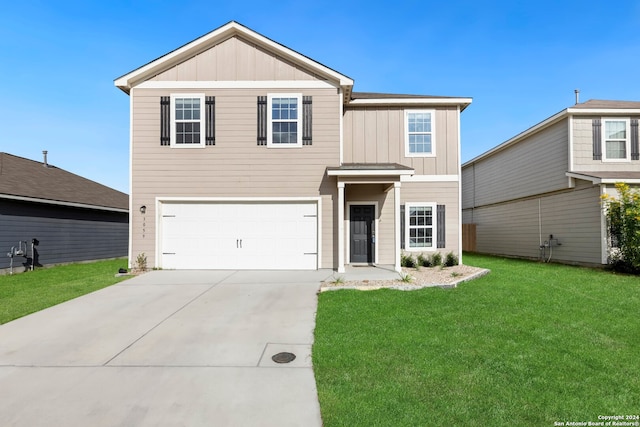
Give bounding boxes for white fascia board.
[567,108,640,115]
[348,98,472,107]
[401,175,459,182]
[136,80,339,90]
[115,21,353,92]
[327,169,415,177]
[462,109,568,167]
[565,172,640,185]
[0,194,128,213]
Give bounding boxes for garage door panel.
[160,202,318,270]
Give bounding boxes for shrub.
[444,252,459,267]
[417,253,432,267]
[135,253,148,272]
[601,183,640,274]
[430,252,442,267]
[401,253,416,268]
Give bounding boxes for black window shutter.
[257,96,267,146]
[436,205,446,249]
[303,96,312,145]
[400,205,405,250]
[205,96,215,146]
[592,119,602,160]
[160,96,170,146]
[631,119,639,160]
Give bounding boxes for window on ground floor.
[405,202,437,250]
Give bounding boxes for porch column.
[394,181,401,272]
[337,181,346,273]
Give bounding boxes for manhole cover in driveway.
[272,352,296,364]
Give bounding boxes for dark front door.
[350,205,374,263]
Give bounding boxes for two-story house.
[115,21,471,272]
[462,99,640,266]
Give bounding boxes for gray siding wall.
[464,119,569,207]
[0,199,128,271]
[467,181,603,264]
[572,116,640,172]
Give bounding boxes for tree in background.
[601,183,640,274]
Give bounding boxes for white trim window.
[405,110,435,157]
[170,94,205,148]
[268,93,302,147]
[405,203,437,250]
[603,118,630,161]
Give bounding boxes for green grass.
[0,258,129,324]
[313,253,640,426]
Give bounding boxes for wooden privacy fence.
[462,224,477,252]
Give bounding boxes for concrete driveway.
[0,269,334,426]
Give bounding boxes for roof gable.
[0,153,128,211]
[149,35,324,83]
[115,21,353,94]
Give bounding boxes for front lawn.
[313,254,640,426]
[0,258,129,324]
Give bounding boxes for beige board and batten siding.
[402,181,460,256]
[150,36,323,82]
[468,120,569,208]
[343,107,459,175]
[572,116,640,172]
[130,87,340,268]
[470,180,603,264]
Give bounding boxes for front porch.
[327,163,415,273]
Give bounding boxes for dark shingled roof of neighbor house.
[0,153,128,211]
[573,99,640,109]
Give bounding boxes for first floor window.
[405,203,436,249]
[405,110,435,157]
[268,94,302,147]
[171,94,205,147]
[603,119,629,161]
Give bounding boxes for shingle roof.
[573,99,640,109]
[0,153,128,211]
[351,92,466,100]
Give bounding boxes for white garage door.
[160,202,318,270]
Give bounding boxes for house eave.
[347,97,472,111]
[566,172,640,185]
[114,21,354,94]
[0,193,129,213]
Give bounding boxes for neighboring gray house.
[462,99,640,266]
[115,21,472,272]
[0,152,129,273]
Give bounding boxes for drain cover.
[272,352,296,364]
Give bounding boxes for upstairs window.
[170,94,205,148]
[405,110,435,157]
[268,94,302,147]
[603,119,630,161]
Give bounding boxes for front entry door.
[350,205,375,263]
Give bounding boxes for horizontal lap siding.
[131,87,340,268]
[0,200,127,270]
[572,116,640,172]
[469,120,569,207]
[472,185,603,264]
[343,107,459,175]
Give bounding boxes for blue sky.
[2,1,640,193]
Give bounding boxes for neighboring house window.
[267,94,302,147]
[405,203,437,250]
[603,119,630,161]
[170,94,205,148]
[405,110,435,157]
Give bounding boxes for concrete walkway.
[0,269,350,427]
